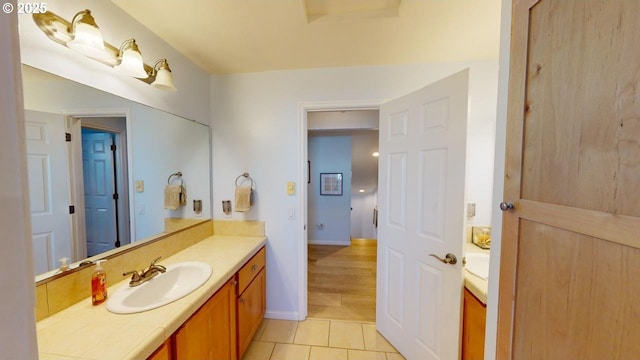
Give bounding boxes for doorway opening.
[68,115,131,260]
[299,71,477,358]
[306,110,380,322]
[81,126,126,256]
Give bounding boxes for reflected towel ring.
[235,172,254,189]
[168,171,183,185]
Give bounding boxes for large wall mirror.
[22,65,212,280]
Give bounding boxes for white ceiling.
[108,0,501,194]
[112,0,501,74]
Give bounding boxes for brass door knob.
[429,253,457,265]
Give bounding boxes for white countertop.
[463,242,490,304]
[37,235,267,360]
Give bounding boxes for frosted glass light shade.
[152,67,176,91]
[67,22,115,64]
[116,48,148,78]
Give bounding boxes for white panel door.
[25,110,72,274]
[82,131,117,257]
[377,70,468,360]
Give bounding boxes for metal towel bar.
[168,171,183,185]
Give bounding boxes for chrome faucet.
[123,256,167,287]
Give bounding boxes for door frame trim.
[63,108,133,262]
[297,99,386,320]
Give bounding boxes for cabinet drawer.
[237,247,265,294]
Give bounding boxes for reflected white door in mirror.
[25,110,71,275]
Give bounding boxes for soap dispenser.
[91,259,108,306]
[58,257,69,272]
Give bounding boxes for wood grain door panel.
[498,0,640,358]
[521,0,640,217]
[513,220,640,358]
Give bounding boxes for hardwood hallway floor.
[307,239,377,322]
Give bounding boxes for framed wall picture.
[320,173,343,196]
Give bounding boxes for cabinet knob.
[239,297,245,304]
[251,264,258,272]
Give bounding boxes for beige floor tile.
[242,341,275,360]
[347,349,387,360]
[309,346,348,360]
[386,353,406,360]
[270,343,310,360]
[254,319,268,339]
[328,321,365,349]
[293,319,330,346]
[259,319,298,343]
[362,324,397,352]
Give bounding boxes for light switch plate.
[135,180,144,192]
[467,203,476,218]
[287,181,295,195]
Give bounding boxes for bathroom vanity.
[163,247,266,360]
[461,243,489,360]
[36,226,266,360]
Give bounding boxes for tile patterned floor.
[242,319,406,360]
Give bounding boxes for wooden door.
[174,279,236,360]
[25,110,72,273]
[461,289,486,360]
[237,268,266,358]
[377,70,469,359]
[498,0,640,358]
[147,339,171,360]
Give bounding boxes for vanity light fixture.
[32,9,177,91]
[372,152,380,157]
[150,59,177,91]
[115,39,148,78]
[65,9,116,64]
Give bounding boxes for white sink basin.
[106,261,212,314]
[464,253,490,280]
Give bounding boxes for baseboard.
[264,310,301,321]
[307,240,351,246]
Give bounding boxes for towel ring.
[235,172,254,189]
[168,171,183,185]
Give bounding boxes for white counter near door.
[463,242,489,304]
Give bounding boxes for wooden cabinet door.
[147,339,172,360]
[174,279,237,360]
[237,268,266,358]
[461,289,486,360]
[498,0,640,358]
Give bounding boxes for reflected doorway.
[75,117,130,258]
[81,128,121,256]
